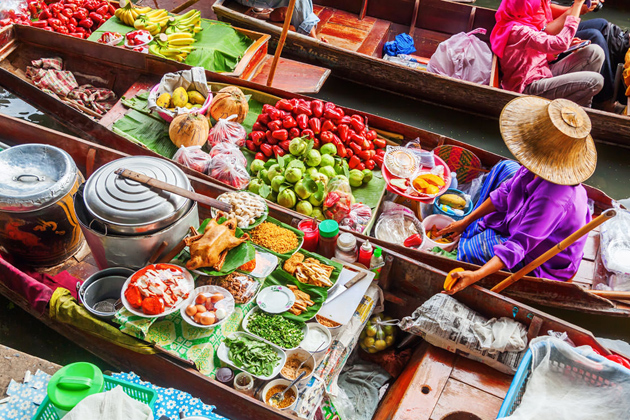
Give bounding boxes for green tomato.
[271,175,285,192]
[311,207,324,220]
[362,169,373,183]
[250,159,265,174]
[305,167,318,178]
[349,169,364,188]
[306,149,322,167]
[267,164,282,182]
[320,143,337,156]
[285,167,302,184]
[289,137,307,156]
[248,178,264,195]
[319,165,336,180]
[294,180,311,200]
[277,188,297,208]
[320,154,335,168]
[287,159,306,173]
[296,200,313,216]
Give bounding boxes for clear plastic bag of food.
[209,154,250,190]
[599,203,630,289]
[323,176,355,222]
[209,142,247,167]
[208,115,247,148]
[374,202,424,246]
[0,0,28,20]
[339,203,372,234]
[359,313,398,354]
[238,249,278,278]
[214,272,261,304]
[173,145,212,173]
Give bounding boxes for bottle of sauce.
[335,233,358,263]
[317,220,339,259]
[357,240,374,268]
[298,219,319,252]
[370,248,385,280]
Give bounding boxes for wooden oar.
[115,168,232,213]
[266,0,297,88]
[590,290,630,300]
[170,0,201,15]
[491,209,617,293]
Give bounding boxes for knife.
[324,270,368,304]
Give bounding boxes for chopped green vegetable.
[224,335,281,377]
[248,311,305,349]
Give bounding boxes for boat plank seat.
[373,342,511,420]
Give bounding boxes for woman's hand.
[442,269,480,295]
[570,0,586,17]
[437,218,469,239]
[570,37,583,46]
[584,0,601,13]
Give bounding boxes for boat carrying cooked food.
[185,217,250,271]
[250,222,299,254]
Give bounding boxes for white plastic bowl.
[280,348,315,386]
[300,323,332,355]
[261,379,299,411]
[180,285,235,329]
[420,214,459,252]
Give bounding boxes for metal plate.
[83,156,191,235]
[0,144,77,211]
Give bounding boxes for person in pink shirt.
[490,0,604,106]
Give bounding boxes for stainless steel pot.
[83,156,192,236]
[0,144,85,266]
[78,267,134,320]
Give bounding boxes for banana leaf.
[248,217,304,259]
[189,217,255,276]
[262,269,327,323]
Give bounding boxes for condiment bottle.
[335,233,358,263]
[216,367,234,387]
[370,248,385,280]
[357,240,374,268]
[234,372,254,397]
[317,220,339,259]
[298,219,319,252]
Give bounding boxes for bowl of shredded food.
[262,379,299,411]
[280,348,315,385]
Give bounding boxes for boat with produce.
[212,0,630,148]
[0,119,620,419]
[0,24,622,317]
[0,0,329,94]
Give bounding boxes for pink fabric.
[0,256,80,314]
[499,15,580,93]
[490,0,553,58]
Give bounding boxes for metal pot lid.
[83,156,191,232]
[0,144,78,212]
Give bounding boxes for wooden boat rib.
[0,24,625,317]
[212,0,630,148]
[0,114,613,419]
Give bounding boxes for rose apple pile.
[245,98,386,171]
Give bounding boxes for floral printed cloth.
[0,370,51,420]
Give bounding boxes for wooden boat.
[0,114,617,419]
[0,24,624,317]
[212,0,630,148]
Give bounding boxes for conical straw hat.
[499,96,597,185]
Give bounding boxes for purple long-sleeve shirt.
[479,167,590,281]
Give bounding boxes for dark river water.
[0,0,629,368]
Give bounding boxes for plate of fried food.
[261,268,328,322]
[282,250,343,289]
[121,263,194,318]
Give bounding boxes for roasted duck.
[185,217,250,270]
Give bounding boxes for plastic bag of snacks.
[340,203,372,234]
[173,145,212,174]
[208,115,247,148]
[213,273,260,304]
[359,313,398,354]
[209,142,247,167]
[323,176,355,222]
[209,154,250,190]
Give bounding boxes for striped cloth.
[457,160,521,267]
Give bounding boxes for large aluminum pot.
[75,189,198,270]
[0,144,85,266]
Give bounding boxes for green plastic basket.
[32,375,157,420]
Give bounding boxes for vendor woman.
[439,96,597,294]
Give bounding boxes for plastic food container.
[420,214,459,252]
[149,84,213,123]
[47,362,104,417]
[280,348,315,386]
[261,379,299,411]
[300,323,332,355]
[181,285,235,329]
[433,189,473,221]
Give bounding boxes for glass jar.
[317,219,339,259]
[234,372,254,396]
[335,232,358,263]
[298,219,319,252]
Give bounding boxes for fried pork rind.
[287,284,315,315]
[294,258,334,288]
[283,252,305,275]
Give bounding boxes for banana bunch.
[443,268,464,291]
[165,9,202,35]
[115,4,152,27]
[150,32,196,62]
[134,9,171,36]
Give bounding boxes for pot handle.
[13,174,45,183]
[88,218,107,235]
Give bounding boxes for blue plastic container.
[433,189,472,221]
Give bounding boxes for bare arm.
[546,0,592,35]
[437,197,496,238]
[443,256,506,295]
